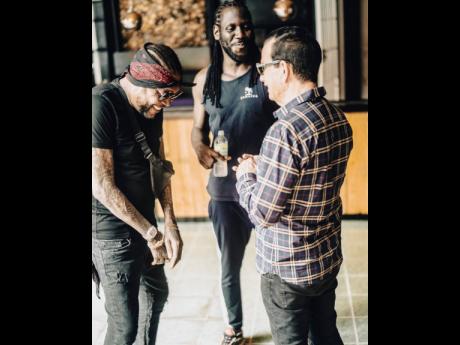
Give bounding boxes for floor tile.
[92,220,368,344]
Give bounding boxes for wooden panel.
[157,111,368,218]
[340,112,368,214]
[155,116,210,219]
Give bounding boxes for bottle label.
[215,142,228,156]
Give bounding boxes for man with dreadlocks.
[92,42,191,345]
[191,1,278,344]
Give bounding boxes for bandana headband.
[126,43,178,89]
[125,42,196,88]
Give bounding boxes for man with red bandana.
[92,43,193,345]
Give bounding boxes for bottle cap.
[218,130,224,136]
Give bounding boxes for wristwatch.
[145,226,164,248]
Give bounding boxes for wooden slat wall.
[341,112,368,214]
[156,112,368,218]
[155,116,210,218]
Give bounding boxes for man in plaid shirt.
[234,26,353,345]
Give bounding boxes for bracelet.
[166,223,179,231]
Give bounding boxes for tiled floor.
[92,220,368,345]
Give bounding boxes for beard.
[220,39,255,64]
[139,104,160,119]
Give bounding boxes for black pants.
[92,237,169,345]
[261,272,343,345]
[208,200,253,330]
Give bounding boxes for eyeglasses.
[158,89,183,101]
[256,60,281,75]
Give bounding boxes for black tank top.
[204,67,278,201]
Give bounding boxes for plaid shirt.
[236,87,353,287]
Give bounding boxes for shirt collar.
[273,86,327,119]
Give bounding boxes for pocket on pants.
[271,274,308,310]
[262,273,287,309]
[98,238,137,273]
[270,275,288,309]
[98,239,140,285]
[98,238,132,251]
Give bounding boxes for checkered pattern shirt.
[236,87,353,286]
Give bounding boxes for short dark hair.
[265,26,322,83]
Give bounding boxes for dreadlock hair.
[203,0,260,108]
[145,43,184,80]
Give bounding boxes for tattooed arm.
[92,148,167,264]
[158,138,183,268]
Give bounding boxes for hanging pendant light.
[273,0,296,22]
[121,0,142,31]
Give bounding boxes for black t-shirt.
[92,79,162,240]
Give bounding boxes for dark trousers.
[261,272,343,345]
[92,237,169,345]
[208,200,253,330]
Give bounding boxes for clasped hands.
[145,223,183,268]
[232,153,258,179]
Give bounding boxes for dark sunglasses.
[158,89,183,101]
[255,60,281,75]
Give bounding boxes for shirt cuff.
[238,172,256,183]
[236,172,256,194]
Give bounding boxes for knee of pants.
[221,271,240,287]
[125,324,138,344]
[110,318,138,344]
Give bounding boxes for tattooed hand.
[148,241,169,265]
[164,223,183,268]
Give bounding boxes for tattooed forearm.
[158,183,176,225]
[92,148,151,236]
[158,139,177,225]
